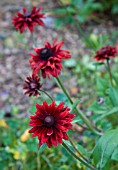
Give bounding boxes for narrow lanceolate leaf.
[93,129,118,169]
[109,87,118,106]
[96,78,109,96]
[39,143,47,154]
[96,107,118,122]
[70,99,81,113]
[72,116,81,124]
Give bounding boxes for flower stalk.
[56,77,102,136]
[31,33,38,48]
[69,137,88,162]
[106,59,113,86]
[38,90,94,167]
[62,142,98,170]
[39,89,53,101]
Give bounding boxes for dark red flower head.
[29,40,71,78]
[94,46,118,61]
[29,101,75,148]
[23,74,42,97]
[12,7,44,33]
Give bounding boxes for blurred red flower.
[29,40,71,78]
[29,101,75,148]
[23,74,42,97]
[12,7,44,33]
[94,46,118,61]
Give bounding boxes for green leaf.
[29,106,36,113]
[96,107,118,122]
[11,106,19,114]
[60,0,71,5]
[0,111,4,119]
[93,62,104,66]
[96,78,109,96]
[70,99,81,113]
[58,156,68,163]
[111,146,118,161]
[72,116,81,124]
[52,8,67,15]
[67,6,76,14]
[55,93,67,103]
[88,102,107,114]
[109,87,118,106]
[39,144,47,154]
[92,3,103,10]
[77,15,86,23]
[42,155,52,168]
[93,129,118,169]
[58,165,69,170]
[64,58,77,68]
[113,75,118,87]
[112,5,118,14]
[76,144,87,156]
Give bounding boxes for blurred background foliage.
[0,0,118,169]
[53,0,118,28]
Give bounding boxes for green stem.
[69,137,88,162]
[37,148,41,170]
[56,77,102,136]
[39,89,53,101]
[106,59,113,86]
[31,33,38,47]
[76,122,88,130]
[62,142,98,170]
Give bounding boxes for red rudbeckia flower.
[29,101,75,148]
[94,46,118,61]
[23,74,42,97]
[12,7,44,33]
[29,40,71,78]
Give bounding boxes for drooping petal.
[63,132,68,140]
[29,40,71,78]
[12,7,44,33]
[47,128,53,136]
[40,128,49,144]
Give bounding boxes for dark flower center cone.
[30,82,37,89]
[24,11,31,18]
[40,48,53,60]
[44,115,54,127]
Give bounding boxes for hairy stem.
[56,77,102,136]
[69,137,88,162]
[31,33,38,47]
[62,142,98,170]
[106,59,113,86]
[39,90,53,101]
